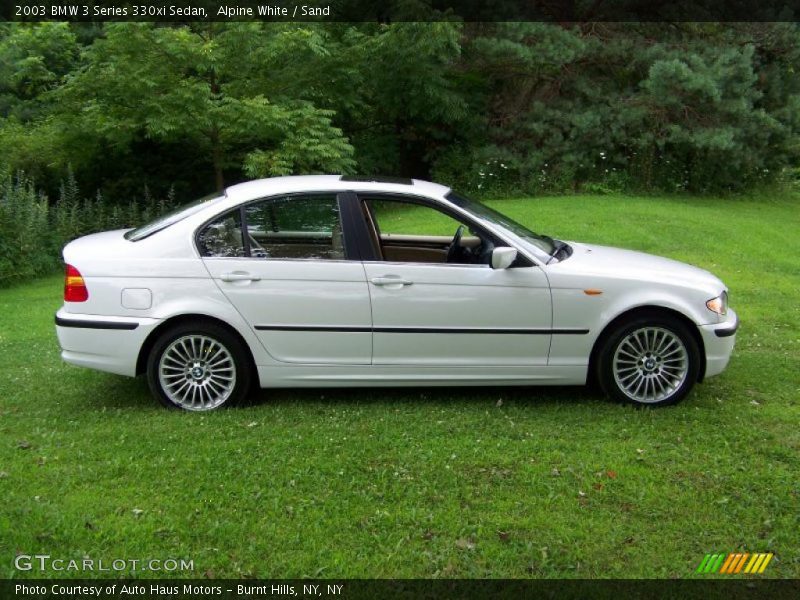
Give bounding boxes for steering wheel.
[445,225,465,263]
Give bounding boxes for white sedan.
[55,175,737,410]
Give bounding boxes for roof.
[224,175,451,201]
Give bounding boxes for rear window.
[124,193,224,241]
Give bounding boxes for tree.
[0,22,798,199]
[0,22,79,121]
[54,23,356,192]
[440,22,800,194]
[322,21,468,177]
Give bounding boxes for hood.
[555,242,725,295]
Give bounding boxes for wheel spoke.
[169,380,190,395]
[631,332,644,354]
[179,381,192,405]
[657,372,672,391]
[661,345,684,358]
[197,384,208,408]
[162,372,185,381]
[654,331,669,355]
[180,339,193,361]
[206,378,226,396]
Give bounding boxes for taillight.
[64,264,89,302]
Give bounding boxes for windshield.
[446,191,555,255]
[124,193,224,241]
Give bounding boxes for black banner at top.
[3,0,800,22]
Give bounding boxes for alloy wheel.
[158,335,236,411]
[612,326,689,404]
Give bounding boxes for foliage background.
[2,21,799,199]
[0,21,799,283]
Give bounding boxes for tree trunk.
[211,132,224,192]
[207,26,224,193]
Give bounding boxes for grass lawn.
[0,193,798,579]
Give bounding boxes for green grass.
[1,193,798,579]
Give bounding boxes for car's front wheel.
[596,313,700,407]
[146,322,252,411]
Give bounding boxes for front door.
[358,196,553,366]
[199,193,371,365]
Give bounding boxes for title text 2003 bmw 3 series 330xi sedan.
[55,175,738,411]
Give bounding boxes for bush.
[0,171,176,286]
[0,173,56,283]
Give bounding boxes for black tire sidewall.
[146,322,252,410]
[597,313,700,407]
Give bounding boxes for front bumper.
[698,309,738,379]
[55,308,161,377]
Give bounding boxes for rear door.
[199,192,372,365]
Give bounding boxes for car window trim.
[338,191,370,261]
[239,206,251,257]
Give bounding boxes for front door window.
[363,198,495,266]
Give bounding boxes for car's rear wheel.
[596,313,700,407]
[146,322,252,411]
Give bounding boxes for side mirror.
[491,247,518,270]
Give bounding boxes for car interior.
[198,195,346,261]
[246,226,344,260]
[197,216,248,258]
[244,196,345,260]
[361,198,496,265]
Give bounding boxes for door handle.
[370,276,413,287]
[220,271,261,282]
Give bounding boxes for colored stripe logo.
[696,552,773,574]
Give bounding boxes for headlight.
[706,291,728,315]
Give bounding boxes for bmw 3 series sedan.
[55,175,738,410]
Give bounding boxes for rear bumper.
[55,309,161,377]
[699,309,738,379]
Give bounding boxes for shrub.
[0,173,56,283]
[0,171,176,286]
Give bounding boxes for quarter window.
[244,195,344,260]
[197,210,246,258]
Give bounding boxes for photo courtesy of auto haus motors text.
[14,583,344,597]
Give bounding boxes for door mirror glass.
[491,247,518,269]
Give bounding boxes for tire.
[146,322,252,411]
[596,312,700,407]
